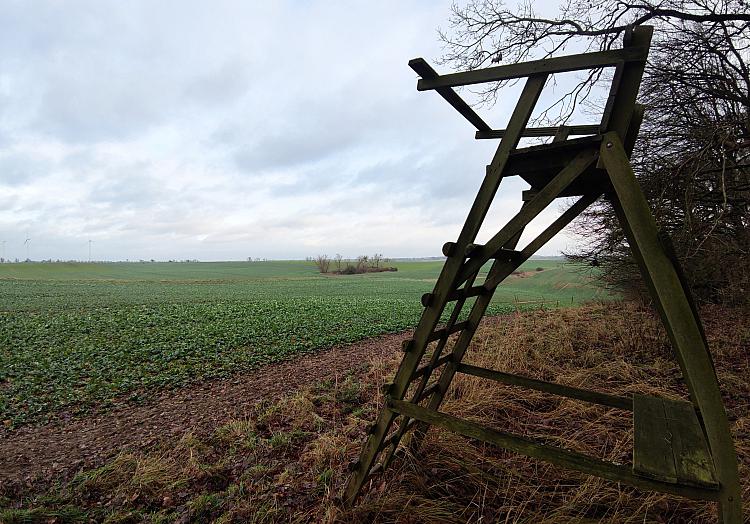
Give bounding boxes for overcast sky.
[0,0,591,261]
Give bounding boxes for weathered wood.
[418,47,648,91]
[633,394,678,483]
[601,134,742,521]
[599,27,652,138]
[428,320,469,342]
[663,398,719,489]
[457,363,632,410]
[409,58,492,133]
[410,354,452,382]
[633,394,718,489]
[476,124,598,140]
[349,27,742,522]
[387,398,719,501]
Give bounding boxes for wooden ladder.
[343,26,742,523]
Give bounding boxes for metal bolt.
[606,142,613,148]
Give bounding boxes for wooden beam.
[456,363,632,410]
[418,47,648,91]
[387,398,719,501]
[476,124,599,140]
[409,58,492,132]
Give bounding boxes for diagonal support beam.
[482,191,601,289]
[456,148,598,287]
[600,133,742,522]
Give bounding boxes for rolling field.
[0,259,612,427]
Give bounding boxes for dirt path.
[0,331,408,487]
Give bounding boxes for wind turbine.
[1,240,5,262]
[24,236,30,261]
[88,239,92,262]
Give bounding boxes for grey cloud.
[0,1,577,261]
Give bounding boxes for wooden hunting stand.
[344,27,742,522]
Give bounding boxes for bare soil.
[0,330,413,487]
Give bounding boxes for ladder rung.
[410,354,452,382]
[464,243,522,261]
[421,285,488,307]
[465,243,483,256]
[418,382,441,402]
[379,419,418,450]
[496,248,522,261]
[427,320,469,342]
[442,241,458,256]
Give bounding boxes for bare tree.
[313,254,330,274]
[334,253,343,272]
[440,0,750,304]
[356,255,369,272]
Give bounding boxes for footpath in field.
[0,329,411,485]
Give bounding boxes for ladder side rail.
[599,27,653,140]
[343,73,548,505]
[407,204,531,452]
[381,269,484,469]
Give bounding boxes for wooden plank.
[601,134,742,521]
[456,147,598,286]
[409,58,492,132]
[457,363,632,410]
[417,47,649,91]
[387,398,719,501]
[633,394,678,483]
[476,124,599,139]
[662,398,719,489]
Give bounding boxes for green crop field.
[0,259,613,427]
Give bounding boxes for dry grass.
[2,301,748,523]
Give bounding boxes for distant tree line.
[311,253,397,274]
